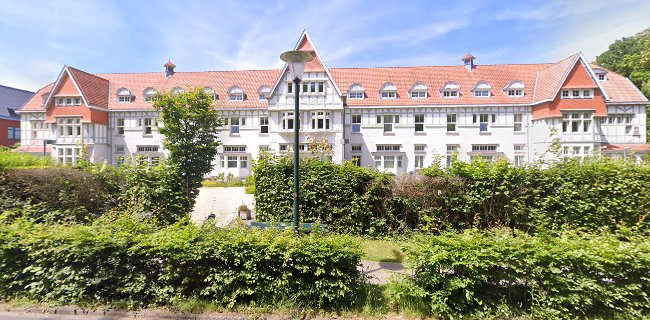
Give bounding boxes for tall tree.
[154,88,222,213]
[596,27,650,98]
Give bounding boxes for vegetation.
[596,27,650,99]
[0,215,362,309]
[359,238,404,263]
[0,148,56,169]
[398,229,650,319]
[154,88,222,213]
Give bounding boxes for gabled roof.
[67,67,109,108]
[590,64,648,103]
[0,85,33,119]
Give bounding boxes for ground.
[191,187,254,227]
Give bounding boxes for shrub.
[400,229,650,319]
[0,215,362,309]
[0,149,57,169]
[253,154,396,235]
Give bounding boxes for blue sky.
[1,0,649,91]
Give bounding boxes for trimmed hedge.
[254,155,398,235]
[0,215,362,309]
[399,229,650,319]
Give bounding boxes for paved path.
[360,260,411,284]
[191,187,254,227]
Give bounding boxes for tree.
[596,27,650,99]
[154,88,222,213]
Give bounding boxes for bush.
[0,215,362,309]
[254,154,397,235]
[0,149,57,169]
[400,229,650,319]
[0,167,117,223]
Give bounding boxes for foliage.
[253,154,397,235]
[0,167,117,223]
[596,27,650,99]
[0,215,362,309]
[154,88,222,213]
[400,229,650,319]
[0,149,57,169]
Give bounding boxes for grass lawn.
[359,238,405,263]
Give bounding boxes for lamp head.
[280,50,314,81]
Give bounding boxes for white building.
[18,31,650,176]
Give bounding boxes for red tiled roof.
[602,143,650,152]
[591,64,648,103]
[15,145,52,153]
[67,67,110,108]
[19,83,54,112]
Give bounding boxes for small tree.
[154,88,222,213]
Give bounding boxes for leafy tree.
[154,88,222,213]
[596,27,650,98]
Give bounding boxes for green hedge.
[399,229,650,319]
[0,215,362,309]
[254,155,398,235]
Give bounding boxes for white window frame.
[351,114,362,133]
[310,111,331,130]
[414,155,425,169]
[8,127,20,140]
[414,113,425,132]
[514,113,523,132]
[57,146,80,165]
[377,114,399,132]
[57,118,81,137]
[447,113,457,132]
[116,118,125,135]
[259,116,269,134]
[282,112,297,130]
[55,96,82,106]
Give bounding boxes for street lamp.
[280,50,313,232]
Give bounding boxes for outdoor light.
[280,50,313,232]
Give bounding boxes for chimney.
[164,60,176,77]
[461,52,476,71]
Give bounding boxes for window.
[118,96,131,103]
[7,108,17,117]
[203,87,217,101]
[562,88,593,99]
[572,90,580,98]
[115,145,125,154]
[472,81,491,97]
[259,116,269,134]
[562,113,592,133]
[514,155,524,167]
[223,146,247,152]
[57,118,81,137]
[562,90,569,98]
[351,145,362,152]
[55,96,82,106]
[414,113,424,132]
[143,118,153,135]
[473,90,489,97]
[598,74,605,81]
[514,113,523,132]
[8,127,20,140]
[583,90,591,98]
[415,155,424,169]
[352,155,361,166]
[514,144,525,152]
[240,156,248,169]
[414,144,426,152]
[380,83,397,99]
[257,86,271,101]
[472,145,497,151]
[116,118,125,135]
[259,95,266,101]
[351,114,361,133]
[376,145,401,151]
[57,147,79,165]
[447,113,457,132]
[227,155,238,168]
[137,146,159,152]
[259,145,270,152]
[349,92,364,99]
[441,82,460,98]
[310,111,331,130]
[508,89,523,97]
[230,117,245,134]
[282,112,296,130]
[300,81,325,94]
[410,83,427,99]
[505,80,525,97]
[287,82,293,94]
[144,88,159,102]
[475,113,490,132]
[378,114,399,132]
[229,86,244,101]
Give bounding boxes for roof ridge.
[331,63,552,70]
[96,68,283,76]
[67,66,110,83]
[0,84,34,94]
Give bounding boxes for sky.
[1,0,649,92]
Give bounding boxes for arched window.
[472,81,491,97]
[143,87,159,103]
[116,87,133,103]
[410,82,428,99]
[170,87,184,96]
[348,83,365,100]
[441,82,460,98]
[229,86,244,101]
[380,82,397,99]
[504,81,525,97]
[203,87,217,101]
[257,85,271,101]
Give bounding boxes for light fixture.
[280,50,313,81]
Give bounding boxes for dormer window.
[593,68,608,81]
[258,86,271,101]
[380,83,397,99]
[143,87,159,103]
[504,81,525,97]
[348,83,365,100]
[171,87,184,96]
[410,82,428,99]
[441,82,460,98]
[203,87,217,101]
[472,81,491,97]
[229,86,244,101]
[116,88,133,103]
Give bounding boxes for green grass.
[201,180,246,188]
[360,238,405,263]
[0,149,57,168]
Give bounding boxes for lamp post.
[280,50,313,232]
